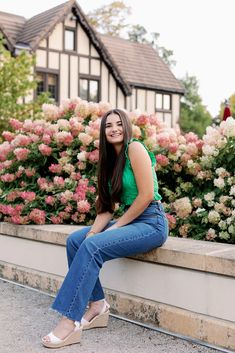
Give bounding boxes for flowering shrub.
[0,98,234,243]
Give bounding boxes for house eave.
[129,82,185,95]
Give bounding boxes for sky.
[1,0,235,117]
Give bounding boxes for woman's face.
[105,113,124,145]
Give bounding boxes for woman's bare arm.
[86,211,113,236]
[107,141,154,230]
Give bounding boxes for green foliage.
[0,35,50,134]
[179,74,212,137]
[87,1,131,36]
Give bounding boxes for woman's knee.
[66,227,90,250]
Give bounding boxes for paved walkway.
[0,279,224,353]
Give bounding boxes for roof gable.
[16,0,131,95]
[0,11,26,50]
[17,0,74,50]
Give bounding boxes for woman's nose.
[111,125,118,132]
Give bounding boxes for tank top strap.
[125,138,156,167]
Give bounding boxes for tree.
[87,1,175,67]
[180,74,212,137]
[0,35,50,133]
[87,1,131,37]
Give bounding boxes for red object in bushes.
[223,106,231,121]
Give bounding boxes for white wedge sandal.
[81,299,110,330]
[42,321,82,349]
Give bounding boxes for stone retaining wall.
[0,222,234,350]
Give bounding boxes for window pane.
[163,94,170,110]
[80,79,88,100]
[48,74,57,100]
[36,73,45,96]
[89,80,98,102]
[65,30,75,51]
[156,93,163,109]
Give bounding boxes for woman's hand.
[86,231,96,238]
[104,224,119,232]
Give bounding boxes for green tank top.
[120,138,162,205]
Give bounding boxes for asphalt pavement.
[0,279,225,353]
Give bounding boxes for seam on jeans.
[65,226,162,316]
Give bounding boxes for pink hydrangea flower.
[13,148,30,161]
[88,150,99,163]
[9,119,23,130]
[28,208,46,224]
[53,176,65,187]
[78,132,93,146]
[45,196,55,205]
[156,154,169,167]
[2,131,15,142]
[0,142,13,161]
[38,144,52,156]
[48,164,62,174]
[77,200,91,213]
[19,191,36,202]
[0,173,15,182]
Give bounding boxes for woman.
[42,108,168,348]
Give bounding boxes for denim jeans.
[52,202,168,321]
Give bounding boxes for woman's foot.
[42,316,77,342]
[81,299,110,330]
[83,299,107,322]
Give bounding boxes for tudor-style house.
[0,0,184,127]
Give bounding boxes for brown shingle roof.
[17,0,74,49]
[99,34,184,94]
[0,11,26,48]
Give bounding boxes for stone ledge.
[0,222,235,277]
[1,260,234,351]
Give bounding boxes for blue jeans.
[52,202,168,321]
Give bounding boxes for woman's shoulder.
[126,138,156,166]
[127,139,150,162]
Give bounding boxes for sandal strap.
[74,321,81,329]
[102,299,110,313]
[81,317,89,325]
[46,332,63,343]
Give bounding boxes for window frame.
[155,92,172,126]
[79,76,100,103]
[64,27,76,52]
[36,71,59,102]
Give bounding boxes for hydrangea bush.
[0,98,234,243]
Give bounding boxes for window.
[79,78,99,102]
[155,92,172,127]
[155,93,171,110]
[36,72,58,101]
[65,29,75,51]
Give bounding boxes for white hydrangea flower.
[219,231,230,240]
[208,210,220,224]
[214,177,225,189]
[218,220,227,230]
[229,185,235,196]
[204,192,215,202]
[228,225,235,235]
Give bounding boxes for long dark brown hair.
[96,109,132,214]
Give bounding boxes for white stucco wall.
[48,23,63,51]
